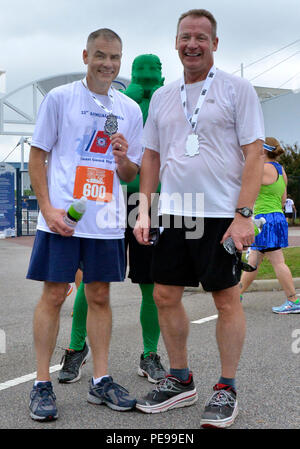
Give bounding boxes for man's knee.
[153,284,183,309]
[213,286,241,315]
[85,282,110,307]
[42,282,69,308]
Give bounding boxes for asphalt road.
[0,237,299,432]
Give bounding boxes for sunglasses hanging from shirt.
[180,65,217,157]
[81,78,118,136]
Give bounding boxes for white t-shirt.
[285,198,294,213]
[143,69,265,217]
[32,80,143,238]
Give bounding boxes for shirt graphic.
[89,131,111,154]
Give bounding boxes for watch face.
[236,207,253,217]
[242,208,252,217]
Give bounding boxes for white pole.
[241,63,244,78]
[20,137,24,196]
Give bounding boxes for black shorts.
[284,212,293,218]
[258,247,281,254]
[125,203,154,284]
[151,216,241,292]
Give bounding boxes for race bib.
[73,166,114,202]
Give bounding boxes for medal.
[180,66,217,157]
[82,77,118,136]
[185,134,199,157]
[104,113,118,136]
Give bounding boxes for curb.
[185,278,300,293]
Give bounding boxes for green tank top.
[254,162,285,215]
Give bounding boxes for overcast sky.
[1,0,300,161]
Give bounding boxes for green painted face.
[131,54,163,95]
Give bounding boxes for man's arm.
[134,148,160,245]
[221,139,264,251]
[29,146,74,236]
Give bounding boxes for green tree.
[279,144,300,176]
[279,144,300,215]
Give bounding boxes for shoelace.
[35,384,56,405]
[208,390,235,408]
[154,376,180,393]
[145,354,165,372]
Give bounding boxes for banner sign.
[0,163,15,237]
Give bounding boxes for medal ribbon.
[81,77,115,115]
[180,65,217,132]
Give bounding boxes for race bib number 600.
[73,166,114,202]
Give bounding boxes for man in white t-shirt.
[134,9,265,428]
[27,28,143,421]
[284,196,296,224]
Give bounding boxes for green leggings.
[69,282,160,357]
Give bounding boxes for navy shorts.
[151,216,241,292]
[26,230,125,284]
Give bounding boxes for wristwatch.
[235,207,253,218]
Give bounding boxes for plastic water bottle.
[223,217,266,254]
[253,217,266,236]
[63,197,87,228]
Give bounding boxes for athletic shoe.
[87,376,136,411]
[66,284,73,296]
[200,383,238,428]
[135,372,198,414]
[272,299,300,314]
[58,342,90,383]
[29,381,58,421]
[138,353,166,383]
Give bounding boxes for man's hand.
[110,133,129,168]
[43,206,75,237]
[133,213,152,246]
[221,215,254,251]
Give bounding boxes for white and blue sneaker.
[87,376,136,411]
[272,299,300,314]
[29,381,58,421]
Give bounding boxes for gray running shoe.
[58,342,90,383]
[200,384,238,428]
[29,381,58,421]
[87,376,136,411]
[136,373,198,414]
[138,353,166,383]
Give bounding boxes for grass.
[287,218,300,226]
[243,247,300,280]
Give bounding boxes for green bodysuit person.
[58,54,166,385]
[122,54,165,124]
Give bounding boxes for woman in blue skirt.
[240,137,300,314]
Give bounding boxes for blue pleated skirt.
[251,212,288,251]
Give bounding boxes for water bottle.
[223,217,266,254]
[63,197,87,228]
